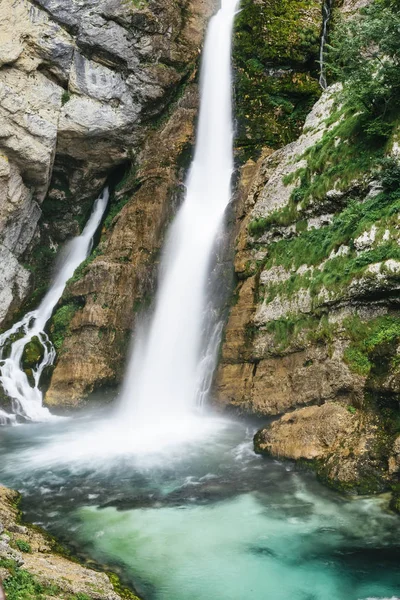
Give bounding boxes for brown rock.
[254,403,388,491]
[255,403,356,461]
[0,485,130,599]
[217,340,363,416]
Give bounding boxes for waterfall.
[0,189,109,423]
[319,0,332,90]
[118,0,239,426]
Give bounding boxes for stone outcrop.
[216,81,400,416]
[0,485,136,599]
[254,403,390,493]
[0,0,212,327]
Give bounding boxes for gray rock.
[0,0,209,326]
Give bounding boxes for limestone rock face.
[0,0,212,326]
[218,344,364,416]
[215,0,400,498]
[216,88,359,416]
[0,485,132,599]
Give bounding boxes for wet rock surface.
[254,403,390,493]
[45,83,202,405]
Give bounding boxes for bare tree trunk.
[0,581,5,599]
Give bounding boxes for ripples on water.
[0,410,399,600]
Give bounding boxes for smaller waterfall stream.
[319,0,332,89]
[0,189,109,424]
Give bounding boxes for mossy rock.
[233,0,321,160]
[50,303,81,352]
[22,337,44,369]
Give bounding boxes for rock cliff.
[2,0,400,511]
[216,0,400,501]
[0,0,212,328]
[46,83,201,404]
[42,0,322,405]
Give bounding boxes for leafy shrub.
[15,539,32,553]
[327,0,400,139]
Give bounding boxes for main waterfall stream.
[1,1,400,599]
[118,0,238,428]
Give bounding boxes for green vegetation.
[0,557,95,599]
[249,159,400,305]
[61,91,70,106]
[248,108,395,240]
[1,560,57,600]
[107,572,141,600]
[50,303,80,351]
[233,0,320,160]
[15,539,32,553]
[343,347,371,376]
[21,337,44,370]
[103,195,130,230]
[327,0,400,139]
[247,0,400,236]
[21,245,57,312]
[263,314,337,352]
[343,315,400,377]
[262,312,400,381]
[66,247,103,289]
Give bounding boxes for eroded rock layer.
[46,84,201,404]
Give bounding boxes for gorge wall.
[0,0,213,326]
[216,0,400,504]
[1,0,325,406]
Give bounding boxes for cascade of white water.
[0,189,109,423]
[118,0,239,426]
[319,0,332,90]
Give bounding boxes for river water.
[0,411,399,600]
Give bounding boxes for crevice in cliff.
[36,62,69,90]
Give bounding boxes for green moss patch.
[50,303,81,351]
[15,539,32,554]
[0,557,98,599]
[233,0,321,160]
[21,337,44,370]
